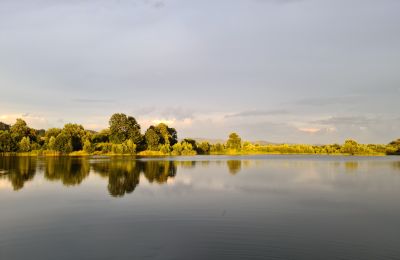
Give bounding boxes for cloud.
[72,98,116,104]
[312,116,379,126]
[294,96,359,107]
[298,127,321,134]
[134,106,195,121]
[225,109,289,118]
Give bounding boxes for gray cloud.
[133,106,195,120]
[312,116,380,126]
[72,98,116,104]
[1,0,400,143]
[225,109,289,118]
[294,96,360,107]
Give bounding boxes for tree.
[0,122,10,131]
[172,141,196,156]
[125,139,137,155]
[54,133,73,153]
[19,137,31,152]
[341,139,360,155]
[48,136,56,150]
[109,113,142,145]
[83,139,94,153]
[0,131,17,152]
[197,142,211,155]
[145,127,160,150]
[10,119,30,142]
[91,129,110,144]
[226,133,242,150]
[155,123,178,146]
[62,124,85,151]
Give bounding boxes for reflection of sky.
[1,0,400,143]
[1,157,400,259]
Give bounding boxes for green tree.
[109,113,142,145]
[54,133,73,153]
[83,139,94,153]
[145,127,160,150]
[48,136,56,151]
[10,119,30,142]
[226,133,242,150]
[18,137,31,152]
[91,129,110,144]
[197,142,211,155]
[0,131,17,152]
[341,139,360,155]
[155,123,178,146]
[125,139,137,155]
[0,122,10,131]
[62,124,85,151]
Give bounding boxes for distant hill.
[0,122,10,131]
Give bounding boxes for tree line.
[0,113,399,156]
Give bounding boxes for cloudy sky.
[1,0,399,143]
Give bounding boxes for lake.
[1,155,400,259]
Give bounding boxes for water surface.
[1,155,400,259]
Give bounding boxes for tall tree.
[18,137,31,152]
[145,127,160,150]
[62,124,85,151]
[155,123,178,146]
[10,119,30,142]
[109,113,142,145]
[226,133,242,150]
[0,131,17,152]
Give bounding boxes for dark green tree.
[10,119,30,142]
[109,113,142,145]
[18,137,31,152]
[226,133,242,150]
[145,127,160,150]
[155,123,178,146]
[54,133,73,153]
[0,131,17,152]
[0,122,10,131]
[197,142,211,155]
[62,124,85,151]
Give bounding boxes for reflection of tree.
[0,157,36,190]
[176,161,196,169]
[107,161,141,197]
[44,157,89,186]
[393,161,400,171]
[143,161,176,184]
[227,160,241,175]
[345,161,359,172]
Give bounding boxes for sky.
[1,0,399,144]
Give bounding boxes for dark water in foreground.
[1,155,400,260]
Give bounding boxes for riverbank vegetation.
[0,113,399,156]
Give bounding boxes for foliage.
[1,114,399,156]
[54,133,73,153]
[18,137,31,152]
[0,122,10,131]
[0,131,17,153]
[62,124,85,151]
[144,127,160,150]
[226,133,242,150]
[109,113,142,145]
[172,141,197,156]
[83,139,94,154]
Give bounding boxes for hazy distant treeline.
[0,113,399,156]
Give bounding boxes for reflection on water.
[226,160,241,175]
[1,156,400,198]
[2,156,400,259]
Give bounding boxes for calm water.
[1,155,400,260]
